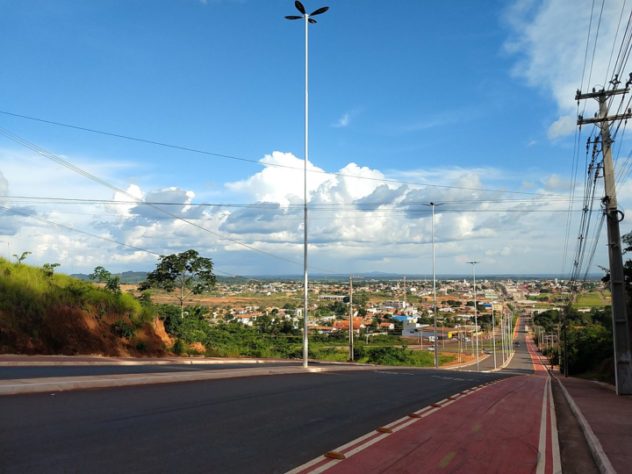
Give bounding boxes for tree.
[89,266,121,294]
[13,251,31,264]
[139,249,216,319]
[42,263,60,278]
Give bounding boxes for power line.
[0,127,306,268]
[0,206,249,279]
[0,195,592,215]
[0,194,592,208]
[0,109,564,197]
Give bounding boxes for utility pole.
[349,274,354,362]
[577,78,632,395]
[403,276,407,308]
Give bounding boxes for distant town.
[136,276,608,343]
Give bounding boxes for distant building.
[319,295,346,302]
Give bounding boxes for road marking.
[373,370,415,376]
[548,375,562,474]
[535,363,548,473]
[286,382,495,473]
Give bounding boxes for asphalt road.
[0,368,505,473]
[0,362,306,380]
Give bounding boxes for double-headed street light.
[285,1,329,368]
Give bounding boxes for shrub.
[110,320,135,339]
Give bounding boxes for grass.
[0,258,157,354]
[574,291,610,308]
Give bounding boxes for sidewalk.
[554,374,632,474]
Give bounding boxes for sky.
[0,0,631,277]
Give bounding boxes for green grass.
[573,291,610,308]
[0,258,155,353]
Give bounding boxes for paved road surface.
[0,368,503,473]
[289,318,563,474]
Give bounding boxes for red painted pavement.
[292,323,560,474]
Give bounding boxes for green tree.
[89,266,121,294]
[13,251,31,264]
[42,262,60,278]
[140,249,216,319]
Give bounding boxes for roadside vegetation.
[0,253,453,367]
[534,307,613,383]
[156,303,453,366]
[0,258,163,355]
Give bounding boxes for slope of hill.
[0,259,171,356]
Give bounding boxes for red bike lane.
[289,331,561,474]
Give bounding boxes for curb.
[0,357,285,367]
[0,364,419,396]
[553,376,616,474]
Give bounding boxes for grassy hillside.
[0,259,170,356]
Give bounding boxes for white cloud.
[333,112,351,128]
[0,145,615,276]
[547,115,577,140]
[225,151,332,206]
[505,0,630,139]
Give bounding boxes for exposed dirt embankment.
[0,260,173,357]
[0,307,172,356]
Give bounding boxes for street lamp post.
[424,202,442,368]
[492,305,497,370]
[467,261,480,371]
[285,1,329,368]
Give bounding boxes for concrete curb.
[0,356,284,367]
[444,353,491,371]
[553,376,616,474]
[0,364,407,396]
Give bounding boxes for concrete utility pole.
[577,80,632,395]
[349,274,354,361]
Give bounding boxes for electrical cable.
[0,109,563,197]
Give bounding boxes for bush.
[172,339,186,355]
[111,320,135,339]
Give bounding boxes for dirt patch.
[0,304,170,357]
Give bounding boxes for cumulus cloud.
[0,144,611,276]
[226,151,332,206]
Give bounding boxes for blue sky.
[0,0,628,277]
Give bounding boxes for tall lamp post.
[424,202,442,368]
[467,261,480,371]
[285,1,329,368]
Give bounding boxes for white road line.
[536,376,549,474]
[548,375,562,474]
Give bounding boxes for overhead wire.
[0,205,246,279]
[0,109,563,198]
[0,126,310,270]
[604,0,629,86]
[585,0,606,92]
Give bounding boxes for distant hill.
[71,271,148,284]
